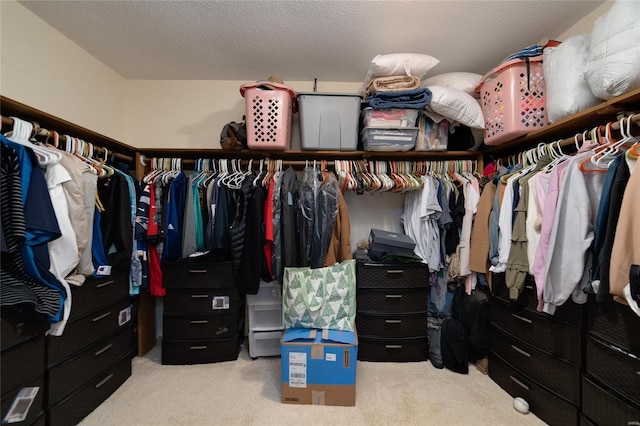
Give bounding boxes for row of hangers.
[3,116,115,177]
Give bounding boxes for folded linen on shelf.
[364,75,420,97]
[365,87,432,109]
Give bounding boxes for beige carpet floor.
[79,342,546,426]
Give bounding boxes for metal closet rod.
[1,115,134,163]
[555,112,640,150]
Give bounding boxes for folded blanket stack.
[365,87,432,110]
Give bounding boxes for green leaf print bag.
[282,259,356,331]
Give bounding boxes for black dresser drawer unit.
[585,334,640,407]
[47,324,134,406]
[163,313,238,340]
[68,273,129,322]
[588,300,640,354]
[490,325,581,404]
[356,263,429,289]
[1,375,45,426]
[46,300,133,366]
[163,288,238,315]
[581,375,640,426]
[47,354,132,426]
[162,261,234,289]
[491,298,582,364]
[357,336,428,362]
[1,335,45,396]
[0,317,48,352]
[162,337,240,365]
[356,312,427,339]
[489,353,578,426]
[357,288,428,314]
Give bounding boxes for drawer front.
[488,354,579,426]
[490,326,580,404]
[69,272,129,322]
[47,325,134,406]
[356,312,427,338]
[579,414,597,426]
[28,412,45,426]
[1,317,47,352]
[162,261,234,289]
[358,336,428,362]
[1,375,44,426]
[163,313,238,340]
[586,334,640,407]
[491,273,584,326]
[47,300,133,366]
[247,303,282,332]
[582,375,640,426]
[356,262,429,289]
[1,335,45,395]
[164,288,238,315]
[588,300,640,353]
[248,330,283,358]
[47,355,132,426]
[491,298,582,364]
[357,288,428,314]
[162,337,239,365]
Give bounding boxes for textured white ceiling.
[19,0,605,82]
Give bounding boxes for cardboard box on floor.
[281,328,357,406]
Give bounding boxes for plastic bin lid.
[297,92,362,98]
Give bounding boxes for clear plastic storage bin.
[416,115,448,151]
[246,281,282,331]
[361,107,418,128]
[360,127,418,151]
[248,330,283,359]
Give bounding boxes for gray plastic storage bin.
[297,93,362,150]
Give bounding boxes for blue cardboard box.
[281,328,358,406]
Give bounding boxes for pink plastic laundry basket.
[476,56,548,146]
[240,81,296,150]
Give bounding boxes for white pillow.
[361,53,440,92]
[425,85,485,129]
[421,72,483,97]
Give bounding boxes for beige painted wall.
[556,0,613,41]
[0,1,125,141]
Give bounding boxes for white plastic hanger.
[5,117,62,166]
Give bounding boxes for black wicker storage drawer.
[582,375,640,426]
[29,412,45,426]
[491,273,584,326]
[0,317,47,352]
[164,288,238,315]
[162,337,240,365]
[491,298,581,364]
[356,312,427,338]
[47,299,133,366]
[1,335,45,396]
[357,288,428,314]
[488,354,578,426]
[586,334,640,407]
[358,336,428,362]
[69,272,129,321]
[490,326,580,404]
[47,324,134,406]
[163,313,238,340]
[47,354,132,426]
[356,262,429,289]
[588,300,640,354]
[162,261,234,289]
[1,375,44,426]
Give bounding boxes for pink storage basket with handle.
[476,55,548,146]
[240,81,296,150]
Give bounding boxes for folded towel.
[365,87,432,110]
[503,45,543,62]
[364,75,420,97]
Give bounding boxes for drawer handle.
[190,294,209,299]
[94,343,114,357]
[386,270,404,275]
[524,285,534,291]
[96,280,114,288]
[509,375,529,391]
[189,269,208,274]
[385,345,402,349]
[510,345,531,358]
[385,295,403,299]
[91,312,111,322]
[190,320,209,325]
[385,320,402,324]
[189,345,208,350]
[512,314,532,324]
[95,373,114,389]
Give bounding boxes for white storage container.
[361,107,418,128]
[360,127,418,151]
[248,330,283,358]
[297,93,362,150]
[246,281,283,331]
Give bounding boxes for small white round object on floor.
[513,397,530,414]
